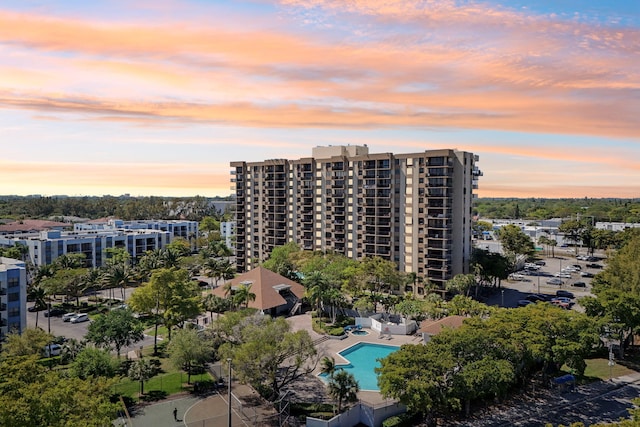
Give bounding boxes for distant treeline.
[475,198,640,223]
[0,195,233,222]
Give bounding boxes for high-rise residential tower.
[231,145,480,292]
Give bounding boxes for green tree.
[0,356,118,427]
[327,369,359,413]
[203,293,229,321]
[167,328,213,384]
[1,328,53,357]
[86,309,144,357]
[261,242,300,281]
[445,274,476,297]
[218,315,318,400]
[71,347,119,379]
[496,224,535,258]
[129,268,201,348]
[128,358,157,395]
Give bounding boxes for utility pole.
[227,358,232,427]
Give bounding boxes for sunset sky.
[0,0,638,198]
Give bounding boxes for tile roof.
[211,266,305,311]
[0,219,70,233]
[418,315,467,335]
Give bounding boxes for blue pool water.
[319,343,399,391]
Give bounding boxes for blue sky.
[0,0,638,197]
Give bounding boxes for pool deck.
[287,313,422,405]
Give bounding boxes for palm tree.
[320,356,337,379]
[102,263,133,301]
[28,284,47,329]
[233,283,256,309]
[216,260,236,287]
[304,271,329,315]
[203,258,220,288]
[203,293,229,321]
[327,369,359,413]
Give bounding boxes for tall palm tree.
[203,258,220,288]
[216,260,236,287]
[28,284,47,329]
[304,271,329,315]
[103,263,133,301]
[327,370,359,413]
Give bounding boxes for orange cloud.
[0,7,637,139]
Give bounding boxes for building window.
[8,277,19,288]
[8,292,19,303]
[8,307,20,317]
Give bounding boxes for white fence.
[306,400,406,427]
[355,314,417,336]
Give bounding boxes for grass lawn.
[582,358,637,381]
[115,370,212,401]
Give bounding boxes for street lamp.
[227,358,232,427]
[501,289,504,307]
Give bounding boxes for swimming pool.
[351,330,369,336]
[319,342,399,391]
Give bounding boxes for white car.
[555,272,572,279]
[511,273,526,281]
[62,312,78,322]
[70,313,89,323]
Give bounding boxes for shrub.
[327,327,345,336]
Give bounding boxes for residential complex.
[0,257,27,339]
[231,145,480,291]
[0,219,198,269]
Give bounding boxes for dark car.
[546,278,564,286]
[44,307,66,317]
[28,304,46,312]
[586,263,603,269]
[518,300,534,307]
[556,290,575,299]
[526,294,548,302]
[572,281,587,288]
[534,260,546,266]
[581,271,595,278]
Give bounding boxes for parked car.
[43,344,62,358]
[547,278,564,286]
[510,273,526,281]
[62,312,78,322]
[586,263,603,269]
[526,294,548,303]
[70,313,89,323]
[44,307,66,317]
[556,290,575,299]
[518,300,534,307]
[572,281,587,288]
[552,297,573,305]
[535,260,546,266]
[551,300,571,309]
[581,271,595,278]
[28,304,45,312]
[570,264,582,270]
[555,272,572,279]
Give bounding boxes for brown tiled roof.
[211,266,305,311]
[0,219,70,233]
[418,315,466,335]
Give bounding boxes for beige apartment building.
[230,145,480,291]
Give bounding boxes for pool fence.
[306,399,406,427]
